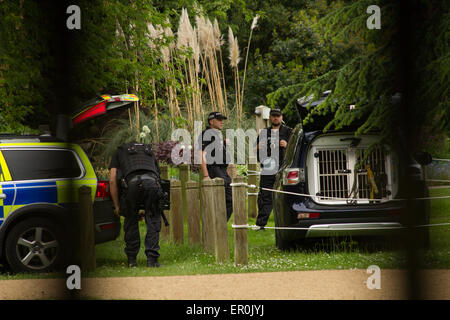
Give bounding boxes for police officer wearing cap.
[109,141,164,267]
[255,108,292,230]
[199,111,233,221]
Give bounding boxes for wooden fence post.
[78,186,96,272]
[252,106,269,218]
[170,180,184,244]
[232,176,248,266]
[186,180,201,245]
[201,179,215,253]
[179,164,190,223]
[212,178,229,263]
[255,105,270,133]
[160,165,170,241]
[247,156,258,218]
[227,163,237,179]
[198,169,203,233]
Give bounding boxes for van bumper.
[304,221,403,238]
[93,199,121,244]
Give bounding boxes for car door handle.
[0,193,6,199]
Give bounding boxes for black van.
[272,92,431,249]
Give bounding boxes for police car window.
[2,149,82,180]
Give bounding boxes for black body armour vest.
[119,142,159,179]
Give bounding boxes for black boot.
[128,257,137,268]
[147,257,160,268]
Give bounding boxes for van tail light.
[99,222,117,230]
[283,168,300,185]
[96,181,110,199]
[297,212,320,220]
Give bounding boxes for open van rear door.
[71,94,139,125]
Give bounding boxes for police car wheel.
[5,218,64,273]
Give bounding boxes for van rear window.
[2,149,82,180]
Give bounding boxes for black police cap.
[208,111,228,121]
[270,108,282,116]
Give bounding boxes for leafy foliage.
[266,0,449,153]
[1,0,447,157]
[0,1,50,133]
[152,141,180,165]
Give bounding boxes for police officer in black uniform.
[199,111,233,221]
[109,141,164,267]
[255,108,292,230]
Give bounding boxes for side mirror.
[414,151,432,166]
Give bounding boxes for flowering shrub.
[151,140,201,172]
[152,140,179,165]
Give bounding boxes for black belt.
[128,173,157,184]
[207,164,228,169]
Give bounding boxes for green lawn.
[1,187,449,279]
[423,187,450,268]
[86,187,450,277]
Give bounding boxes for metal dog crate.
[312,145,391,204]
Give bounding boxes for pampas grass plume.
[228,27,240,68]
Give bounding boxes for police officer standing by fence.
[256,108,292,230]
[199,111,233,221]
[109,141,164,267]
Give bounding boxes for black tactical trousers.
[256,174,276,227]
[207,165,233,221]
[122,177,162,260]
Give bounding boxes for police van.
[0,134,120,272]
[273,92,432,249]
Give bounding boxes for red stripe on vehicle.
[73,102,107,124]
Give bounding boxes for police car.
[0,134,120,272]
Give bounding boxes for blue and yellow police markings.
[0,183,16,227]
[15,181,58,204]
[0,150,13,227]
[1,181,57,227]
[0,143,99,228]
[13,179,97,208]
[56,178,97,204]
[0,179,97,228]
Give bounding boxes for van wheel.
[5,218,65,273]
[275,229,295,251]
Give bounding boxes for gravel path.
[1,269,449,300]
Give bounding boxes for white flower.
[140,132,147,138]
[142,125,150,133]
[251,15,259,30]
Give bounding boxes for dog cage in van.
[306,135,396,204]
